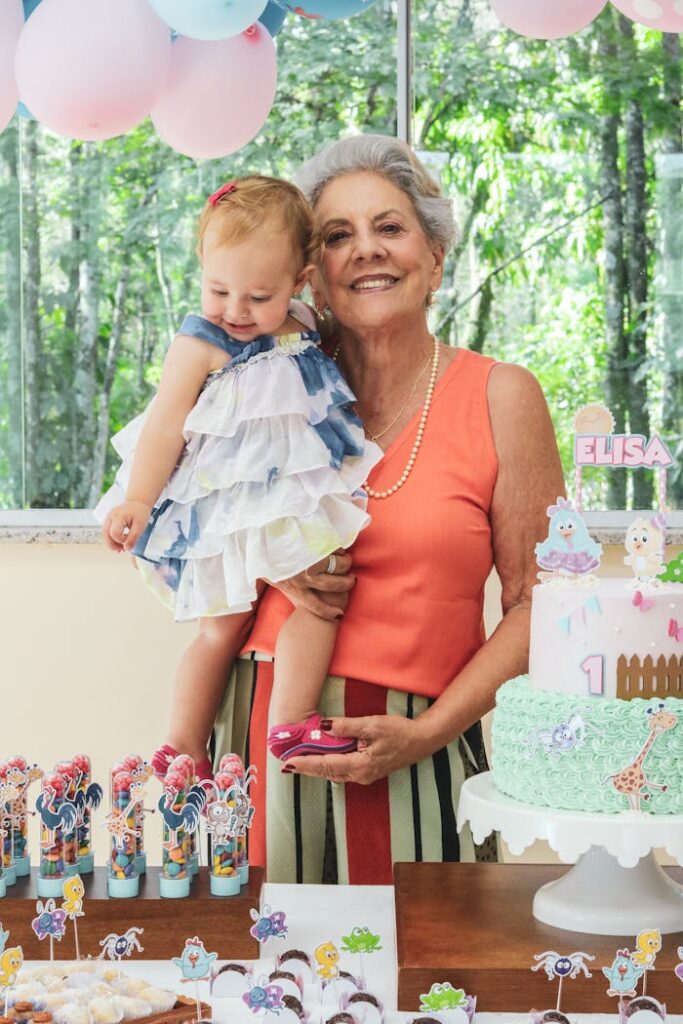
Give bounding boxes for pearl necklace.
[365,352,431,442]
[332,335,440,500]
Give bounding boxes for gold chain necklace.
[332,335,440,499]
[363,352,431,442]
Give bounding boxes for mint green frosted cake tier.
[492,677,683,814]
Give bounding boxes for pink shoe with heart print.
[267,713,357,761]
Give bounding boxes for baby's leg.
[268,591,356,759]
[160,610,254,773]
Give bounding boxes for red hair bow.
[208,181,237,206]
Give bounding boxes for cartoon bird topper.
[315,940,341,980]
[625,515,666,584]
[62,875,85,961]
[0,924,23,1016]
[536,497,602,581]
[172,937,218,981]
[603,949,645,999]
[173,937,217,1024]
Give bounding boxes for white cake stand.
[457,773,683,935]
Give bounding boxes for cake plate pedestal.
[457,772,683,935]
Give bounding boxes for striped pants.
[213,653,497,884]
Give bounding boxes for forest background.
[0,0,681,511]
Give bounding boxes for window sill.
[0,510,682,546]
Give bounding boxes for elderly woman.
[214,134,564,884]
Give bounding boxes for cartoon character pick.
[249,905,288,944]
[631,929,662,997]
[314,940,340,979]
[242,979,284,1019]
[531,950,595,1017]
[603,950,645,998]
[536,497,602,581]
[173,936,217,1023]
[0,924,23,1017]
[419,982,468,1013]
[31,898,66,961]
[625,515,666,583]
[98,927,144,979]
[675,945,683,983]
[341,926,382,990]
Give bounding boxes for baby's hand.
[103,500,152,553]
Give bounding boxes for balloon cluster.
[491,0,683,39]
[0,0,379,159]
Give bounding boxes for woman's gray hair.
[295,134,457,250]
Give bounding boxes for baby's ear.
[293,263,316,294]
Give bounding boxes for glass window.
[0,2,398,509]
[417,0,682,510]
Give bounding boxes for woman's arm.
[284,363,565,784]
[102,335,220,552]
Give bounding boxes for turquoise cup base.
[159,875,190,899]
[107,874,140,899]
[210,873,241,897]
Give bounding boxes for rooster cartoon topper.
[172,937,218,981]
[536,497,602,581]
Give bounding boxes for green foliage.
[0,0,680,508]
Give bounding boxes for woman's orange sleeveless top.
[243,348,499,699]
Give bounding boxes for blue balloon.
[16,101,34,120]
[22,0,42,19]
[259,1,287,36]
[148,0,269,40]
[272,0,378,19]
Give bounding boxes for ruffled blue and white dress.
[95,302,382,622]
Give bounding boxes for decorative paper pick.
[340,926,382,989]
[624,517,666,583]
[98,926,144,978]
[31,897,67,960]
[675,946,683,983]
[419,981,468,1012]
[249,905,288,943]
[0,924,23,1017]
[602,949,644,1000]
[531,951,594,1013]
[172,936,217,1022]
[61,874,85,961]
[314,940,341,979]
[631,929,662,997]
[536,497,602,581]
[242,977,284,1020]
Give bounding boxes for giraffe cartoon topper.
[603,703,677,812]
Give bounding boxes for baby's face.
[201,228,304,342]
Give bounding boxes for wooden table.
[3,866,262,960]
[395,862,683,1013]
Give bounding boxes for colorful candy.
[105,770,140,897]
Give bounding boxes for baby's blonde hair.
[197,176,320,268]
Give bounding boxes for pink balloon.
[491,0,607,38]
[0,0,23,134]
[15,0,172,141]
[610,0,683,31]
[151,27,277,160]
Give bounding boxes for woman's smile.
[350,274,400,292]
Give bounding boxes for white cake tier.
[528,577,683,699]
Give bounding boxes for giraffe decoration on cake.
[604,704,678,811]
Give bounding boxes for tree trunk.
[21,121,43,506]
[88,260,132,505]
[72,143,102,507]
[599,22,628,509]
[620,16,652,509]
[0,120,23,507]
[659,32,683,507]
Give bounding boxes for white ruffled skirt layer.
[95,342,382,621]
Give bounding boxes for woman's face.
[313,170,444,335]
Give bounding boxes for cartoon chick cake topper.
[536,497,602,582]
[0,924,23,1016]
[625,514,666,585]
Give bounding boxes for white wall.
[2,541,678,867]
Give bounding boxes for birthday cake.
[492,407,683,816]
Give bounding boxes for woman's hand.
[268,550,355,622]
[282,714,434,785]
[102,500,152,553]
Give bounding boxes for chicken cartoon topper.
[172,937,218,981]
[536,497,602,581]
[0,924,23,993]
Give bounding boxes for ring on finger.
[325,554,337,575]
